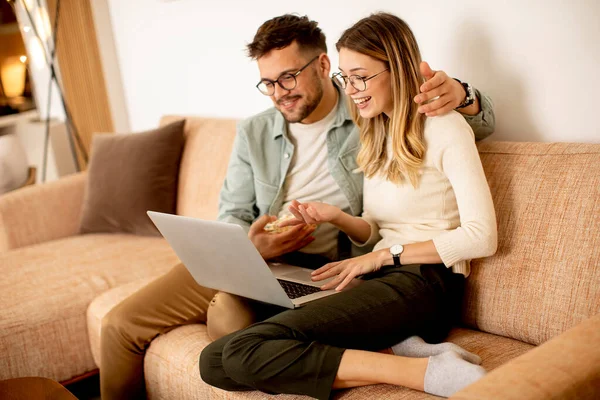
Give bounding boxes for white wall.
[105,0,600,143]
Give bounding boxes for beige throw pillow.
[79,119,185,236]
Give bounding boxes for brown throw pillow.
[79,119,185,236]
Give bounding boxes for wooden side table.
[0,377,78,400]
[22,166,36,187]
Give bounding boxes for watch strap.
[454,78,475,109]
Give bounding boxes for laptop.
[147,211,359,309]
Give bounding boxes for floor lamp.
[9,0,88,182]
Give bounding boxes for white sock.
[424,351,487,398]
[391,336,482,365]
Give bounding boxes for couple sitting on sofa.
[101,12,497,400]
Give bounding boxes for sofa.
[1,115,599,399]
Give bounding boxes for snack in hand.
[264,214,297,233]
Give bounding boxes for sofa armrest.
[0,172,87,251]
[451,313,600,400]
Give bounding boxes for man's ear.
[318,53,331,78]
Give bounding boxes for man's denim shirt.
[218,90,361,230]
[217,87,495,257]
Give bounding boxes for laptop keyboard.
[277,279,322,299]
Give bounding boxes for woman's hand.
[278,200,343,227]
[311,250,386,291]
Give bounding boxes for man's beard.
[278,81,324,123]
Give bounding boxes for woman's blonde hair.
[336,13,425,187]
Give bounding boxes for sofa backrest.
[162,115,600,346]
[465,141,600,346]
[160,116,238,219]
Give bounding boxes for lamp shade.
[0,56,27,98]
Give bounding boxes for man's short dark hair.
[247,14,327,59]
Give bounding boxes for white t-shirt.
[278,99,350,260]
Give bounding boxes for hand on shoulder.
[414,61,468,117]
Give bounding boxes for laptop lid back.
[147,211,293,308]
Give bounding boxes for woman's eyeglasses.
[332,69,389,92]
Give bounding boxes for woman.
[200,12,497,399]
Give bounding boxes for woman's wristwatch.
[390,244,405,267]
[454,79,475,109]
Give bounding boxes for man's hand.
[248,214,316,260]
[414,61,469,117]
[278,200,343,227]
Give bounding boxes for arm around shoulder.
[459,88,496,141]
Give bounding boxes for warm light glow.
[0,57,27,97]
[23,26,31,33]
[20,56,28,63]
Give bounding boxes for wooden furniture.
[0,377,77,400]
[24,166,36,186]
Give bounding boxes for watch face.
[466,84,475,102]
[390,244,404,255]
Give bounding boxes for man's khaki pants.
[100,262,275,400]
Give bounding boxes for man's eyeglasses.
[332,69,389,92]
[256,56,319,96]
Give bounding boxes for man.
[100,14,494,400]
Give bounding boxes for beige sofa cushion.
[0,172,86,252]
[140,324,532,400]
[465,142,600,345]
[0,234,178,382]
[160,116,237,219]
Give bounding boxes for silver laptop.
[147,211,356,309]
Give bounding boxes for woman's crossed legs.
[200,264,483,399]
